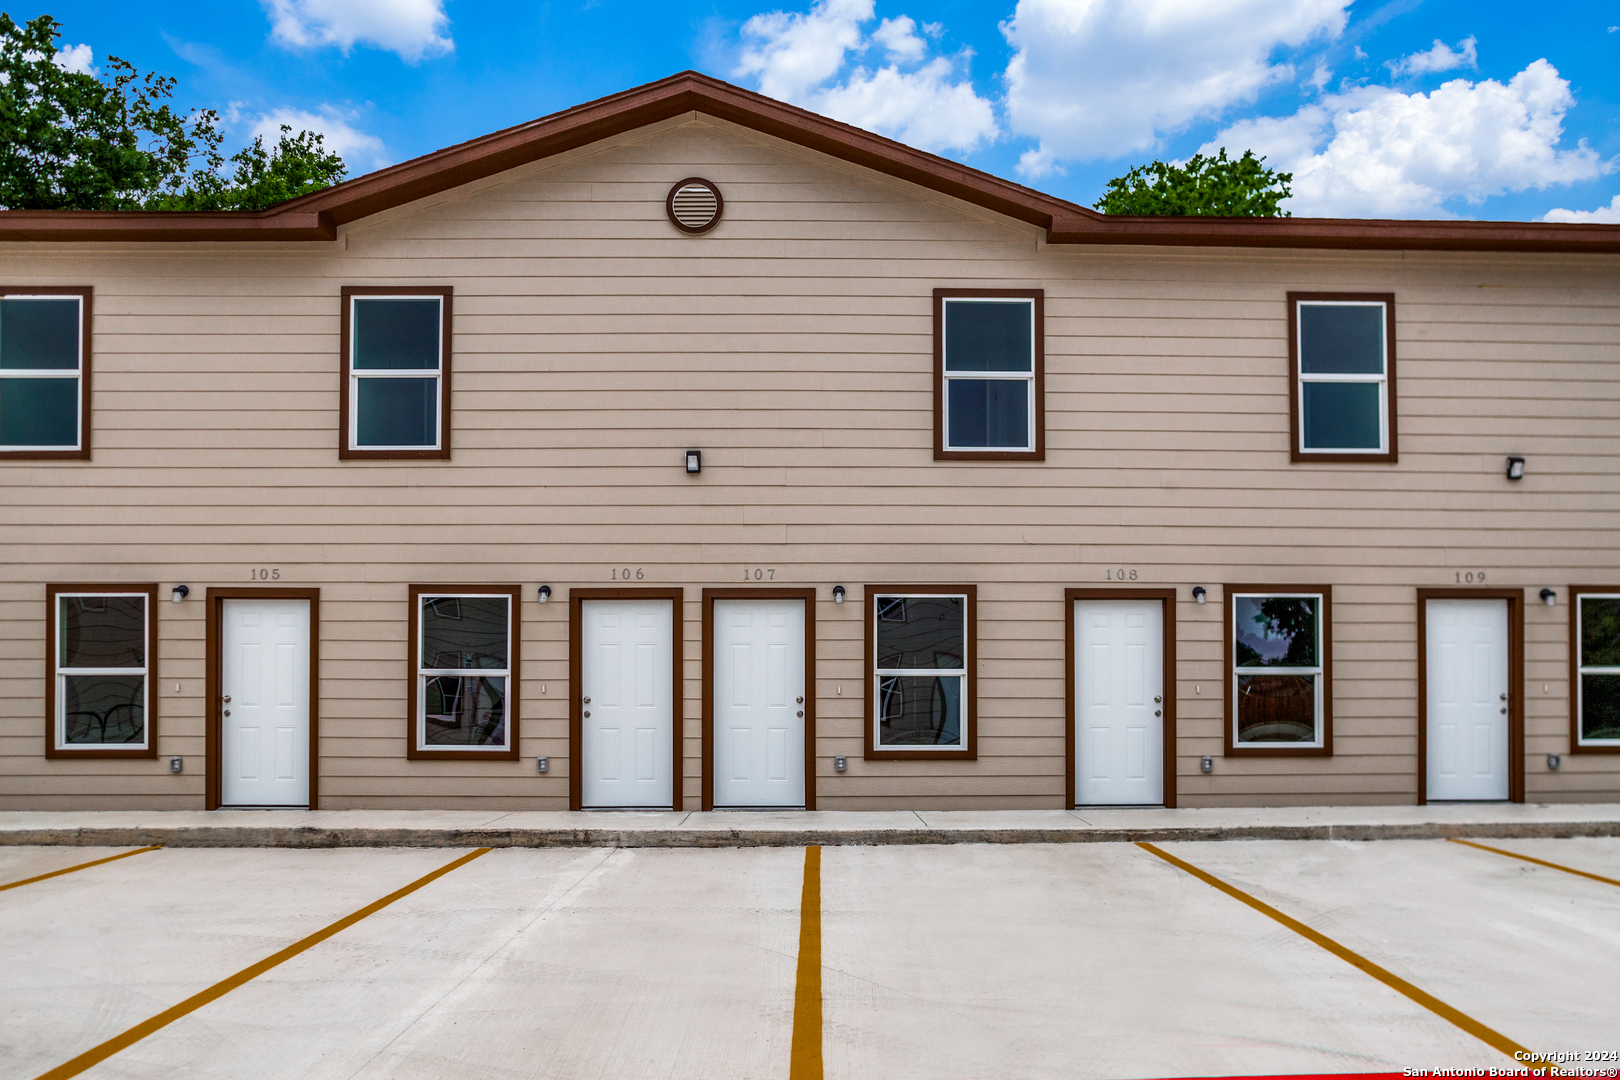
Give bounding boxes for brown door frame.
[205,587,322,810]
[1416,588,1524,804]
[1065,588,1178,808]
[700,588,817,811]
[569,587,685,811]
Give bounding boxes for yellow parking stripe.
[34,847,491,1080]
[1447,837,1620,888]
[0,846,161,892]
[1138,842,1537,1067]
[790,845,824,1080]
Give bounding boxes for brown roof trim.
[3,71,1618,253]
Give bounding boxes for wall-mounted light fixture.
[832,584,846,605]
[169,756,183,773]
[171,585,190,604]
[834,755,847,772]
[1192,586,1207,605]
[1200,755,1214,773]
[1506,456,1526,480]
[685,450,702,474]
[537,585,552,604]
[1541,588,1557,607]
[1547,753,1561,771]
[537,756,550,773]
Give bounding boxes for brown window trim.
[933,288,1045,462]
[1287,291,1397,464]
[205,586,322,809]
[568,587,686,810]
[406,583,522,762]
[1569,586,1620,755]
[1065,587,1178,808]
[1415,587,1525,803]
[1223,583,1334,758]
[44,582,159,759]
[339,285,453,461]
[700,587,818,810]
[864,584,977,760]
[1,286,93,461]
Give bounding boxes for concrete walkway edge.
[6,815,1620,849]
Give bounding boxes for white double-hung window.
[342,287,451,459]
[935,290,1043,460]
[1289,293,1396,462]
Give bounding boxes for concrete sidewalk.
[3,802,1620,848]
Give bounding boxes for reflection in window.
[942,298,1035,452]
[417,593,510,749]
[1578,594,1620,744]
[349,296,442,450]
[1233,593,1324,745]
[874,593,966,748]
[56,592,148,747]
[1,295,83,450]
[1297,300,1388,454]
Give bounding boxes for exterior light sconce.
[832,585,846,605]
[1201,755,1214,773]
[1547,753,1561,771]
[1540,588,1557,607]
[169,756,183,773]
[537,756,550,773]
[171,585,190,604]
[1192,586,1207,605]
[1506,456,1525,480]
[834,755,847,772]
[685,450,702,474]
[537,585,552,604]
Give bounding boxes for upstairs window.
[866,586,977,758]
[1,289,91,460]
[1574,590,1620,748]
[1289,293,1396,463]
[935,290,1044,460]
[1226,586,1333,755]
[341,287,452,459]
[46,584,158,757]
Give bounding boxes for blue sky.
[34,0,1620,220]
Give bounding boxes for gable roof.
[2,70,1617,253]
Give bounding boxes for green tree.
[0,13,345,211]
[1094,148,1292,217]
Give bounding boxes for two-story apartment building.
[3,72,1618,812]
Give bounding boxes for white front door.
[712,598,806,808]
[581,598,675,808]
[221,598,311,807]
[1075,599,1164,806]
[1427,598,1510,801]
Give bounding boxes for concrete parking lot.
[2,836,1617,1080]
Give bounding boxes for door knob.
[796,696,804,704]
[582,697,590,704]
[1154,696,1162,704]
[222,696,231,703]
[1499,693,1508,701]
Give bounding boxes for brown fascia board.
[2,70,1618,254]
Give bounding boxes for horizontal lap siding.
[1,115,1617,809]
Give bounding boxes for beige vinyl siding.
[1,113,1617,809]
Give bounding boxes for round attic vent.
[666,178,723,234]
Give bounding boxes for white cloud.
[251,107,390,172]
[1202,60,1609,217]
[263,0,452,61]
[1002,0,1349,174]
[1386,35,1476,78]
[736,0,997,155]
[52,43,97,75]
[1543,194,1620,223]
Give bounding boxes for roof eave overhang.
[1,71,1617,255]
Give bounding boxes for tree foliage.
[1094,149,1292,217]
[0,13,345,211]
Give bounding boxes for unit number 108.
[1106,569,1138,581]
